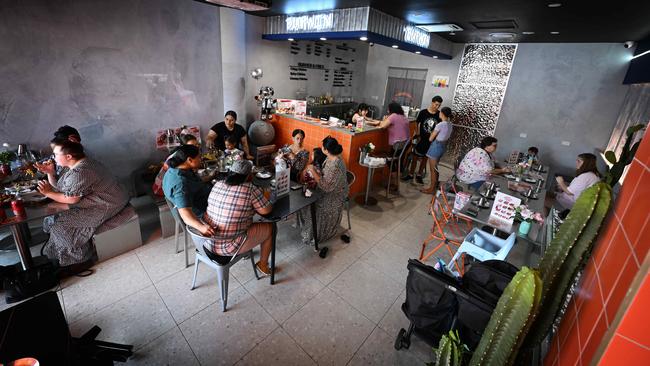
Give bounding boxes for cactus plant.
[524,182,612,346]
[468,267,542,366]
[604,124,645,187]
[429,330,468,366]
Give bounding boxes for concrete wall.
[360,43,464,113]
[220,8,246,117]
[497,43,632,174]
[0,0,223,182]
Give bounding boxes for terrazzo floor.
[0,166,540,365]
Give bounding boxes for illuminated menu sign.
[286,12,334,32]
[403,26,430,48]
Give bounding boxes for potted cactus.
[604,124,645,187]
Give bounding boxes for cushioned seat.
[93,205,143,262]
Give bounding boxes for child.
[223,135,244,159]
[521,146,539,164]
[302,148,326,189]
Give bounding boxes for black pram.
[394,259,518,351]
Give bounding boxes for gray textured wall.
[497,43,631,175]
[0,0,223,182]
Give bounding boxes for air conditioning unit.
[417,24,464,33]
[205,0,271,11]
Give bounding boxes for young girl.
[421,107,453,194]
[302,147,327,189]
[223,135,244,159]
[351,103,379,128]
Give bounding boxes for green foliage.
[429,330,468,366]
[0,151,15,165]
[525,182,612,346]
[604,124,645,187]
[469,267,542,366]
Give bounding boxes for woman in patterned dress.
[299,136,349,245]
[456,136,511,190]
[284,129,310,181]
[35,140,129,269]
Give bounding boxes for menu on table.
[487,191,521,232]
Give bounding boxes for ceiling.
[213,0,650,43]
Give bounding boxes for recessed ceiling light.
[392,45,399,48]
[415,51,421,54]
[449,32,456,36]
[550,31,560,35]
[288,38,294,41]
[433,55,438,59]
[320,37,327,41]
[522,31,535,35]
[489,32,516,39]
[360,36,368,41]
[547,3,562,7]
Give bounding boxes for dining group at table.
[1,97,602,282]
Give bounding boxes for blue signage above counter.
[263,7,453,60]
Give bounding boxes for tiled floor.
[1,166,539,365]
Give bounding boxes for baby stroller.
[395,259,517,351]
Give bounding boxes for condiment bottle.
[11,195,26,219]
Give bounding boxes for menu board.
[487,191,521,232]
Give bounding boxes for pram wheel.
[394,328,411,350]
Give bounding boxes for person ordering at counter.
[162,145,214,236]
[205,110,253,159]
[403,96,443,184]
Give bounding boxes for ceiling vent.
[471,20,518,29]
[205,0,271,11]
[417,24,464,33]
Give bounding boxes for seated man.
[204,160,274,276]
[53,125,81,143]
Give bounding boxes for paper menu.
[488,191,521,232]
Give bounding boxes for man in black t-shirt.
[403,96,442,184]
[205,110,253,159]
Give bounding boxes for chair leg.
[386,163,392,198]
[183,229,189,268]
[250,251,260,280]
[190,255,200,290]
[174,222,181,253]
[216,267,229,312]
[346,199,351,230]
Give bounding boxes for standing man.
[402,96,443,184]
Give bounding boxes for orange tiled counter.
[268,114,416,197]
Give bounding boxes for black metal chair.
[385,139,410,198]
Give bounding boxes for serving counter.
[268,114,416,197]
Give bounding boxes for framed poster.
[432,75,450,88]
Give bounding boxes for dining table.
[1,201,70,270]
[454,165,551,256]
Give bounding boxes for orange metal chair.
[419,194,463,273]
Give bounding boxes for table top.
[1,201,70,229]
[256,189,320,223]
[455,175,547,246]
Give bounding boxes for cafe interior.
[0,0,649,365]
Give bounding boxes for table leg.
[365,168,372,204]
[355,167,378,206]
[311,203,319,251]
[270,221,277,285]
[11,224,34,270]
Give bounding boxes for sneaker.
[415,175,424,184]
[401,174,413,182]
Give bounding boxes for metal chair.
[385,139,410,198]
[165,199,190,268]
[345,170,356,230]
[448,229,517,275]
[186,226,259,312]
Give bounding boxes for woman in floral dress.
[456,136,511,190]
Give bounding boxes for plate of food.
[256,171,272,179]
[504,174,516,180]
[524,177,537,184]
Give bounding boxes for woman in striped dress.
[35,140,129,269]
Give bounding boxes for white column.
[219,7,247,125]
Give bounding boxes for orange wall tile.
[546,133,650,366]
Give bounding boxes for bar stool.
[385,139,410,198]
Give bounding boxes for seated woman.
[456,136,510,190]
[281,129,310,181]
[35,140,129,273]
[162,145,214,236]
[299,137,349,245]
[550,153,600,210]
[152,134,200,196]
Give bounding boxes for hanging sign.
[286,12,334,32]
[403,26,430,48]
